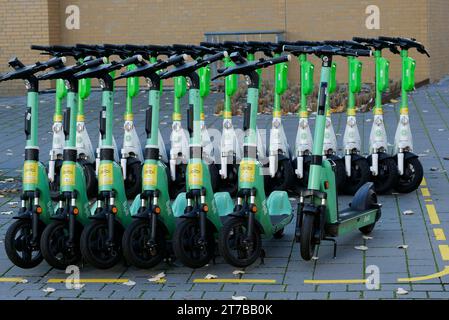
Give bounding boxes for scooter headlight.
[348,117,356,127]
[223,119,232,129]
[76,123,84,133]
[401,116,409,125]
[124,122,133,132]
[299,119,308,129]
[325,118,332,128]
[172,122,181,131]
[272,119,281,129]
[374,117,383,125]
[53,123,62,133]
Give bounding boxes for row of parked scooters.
[1,37,428,270]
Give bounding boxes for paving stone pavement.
[1,76,449,300]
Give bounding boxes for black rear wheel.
[218,217,262,268]
[49,159,63,201]
[169,164,187,199]
[80,220,122,269]
[343,157,370,195]
[40,221,81,270]
[300,214,317,261]
[217,164,239,196]
[122,219,166,269]
[172,218,214,268]
[5,219,43,269]
[395,157,423,193]
[81,161,98,200]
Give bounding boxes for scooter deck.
[325,208,379,237]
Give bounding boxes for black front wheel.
[395,157,423,193]
[299,214,317,261]
[122,219,166,269]
[266,158,295,194]
[40,221,81,270]
[343,157,370,195]
[80,220,122,269]
[172,218,215,268]
[218,217,262,268]
[5,219,43,269]
[370,157,398,194]
[49,159,63,201]
[217,164,239,196]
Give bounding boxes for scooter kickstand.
[322,237,337,259]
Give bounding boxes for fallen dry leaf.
[362,235,373,240]
[148,272,166,283]
[232,270,245,276]
[403,210,414,215]
[123,280,136,286]
[232,295,247,300]
[396,287,408,295]
[397,244,409,249]
[42,287,56,293]
[354,245,368,251]
[204,274,218,280]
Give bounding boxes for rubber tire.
[273,228,284,239]
[300,214,316,261]
[124,158,142,200]
[343,157,371,195]
[218,217,262,268]
[395,157,424,194]
[80,220,122,269]
[5,219,43,269]
[294,157,311,189]
[122,219,166,269]
[371,157,398,194]
[81,161,98,200]
[266,158,295,194]
[49,159,63,201]
[172,218,215,269]
[359,223,376,235]
[40,221,81,270]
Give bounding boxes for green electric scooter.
[1,56,66,268]
[74,54,145,269]
[352,37,400,193]
[213,52,294,268]
[160,51,235,268]
[117,54,186,268]
[31,45,98,200]
[378,36,429,193]
[37,56,107,269]
[284,43,382,261]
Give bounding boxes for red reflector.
[324,181,329,189]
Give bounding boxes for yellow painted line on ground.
[0,277,25,283]
[398,266,449,282]
[425,199,432,202]
[421,187,431,197]
[304,279,367,285]
[421,177,427,186]
[434,228,446,241]
[193,278,276,284]
[47,278,130,284]
[439,245,449,261]
[426,204,440,225]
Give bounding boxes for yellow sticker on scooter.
[98,163,113,186]
[60,163,76,187]
[23,161,38,185]
[143,163,157,187]
[188,163,202,186]
[240,160,255,183]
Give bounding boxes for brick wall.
[0,0,445,96]
[0,0,58,95]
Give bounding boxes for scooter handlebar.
[378,36,430,56]
[118,54,144,67]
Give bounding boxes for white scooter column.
[394,113,413,175]
[343,115,362,177]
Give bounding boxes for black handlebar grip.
[350,49,372,57]
[378,36,397,42]
[352,37,371,44]
[264,55,291,66]
[82,57,108,69]
[199,42,220,48]
[41,56,67,69]
[282,45,313,54]
[31,45,50,51]
[204,51,228,64]
[119,55,144,67]
[165,54,188,67]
